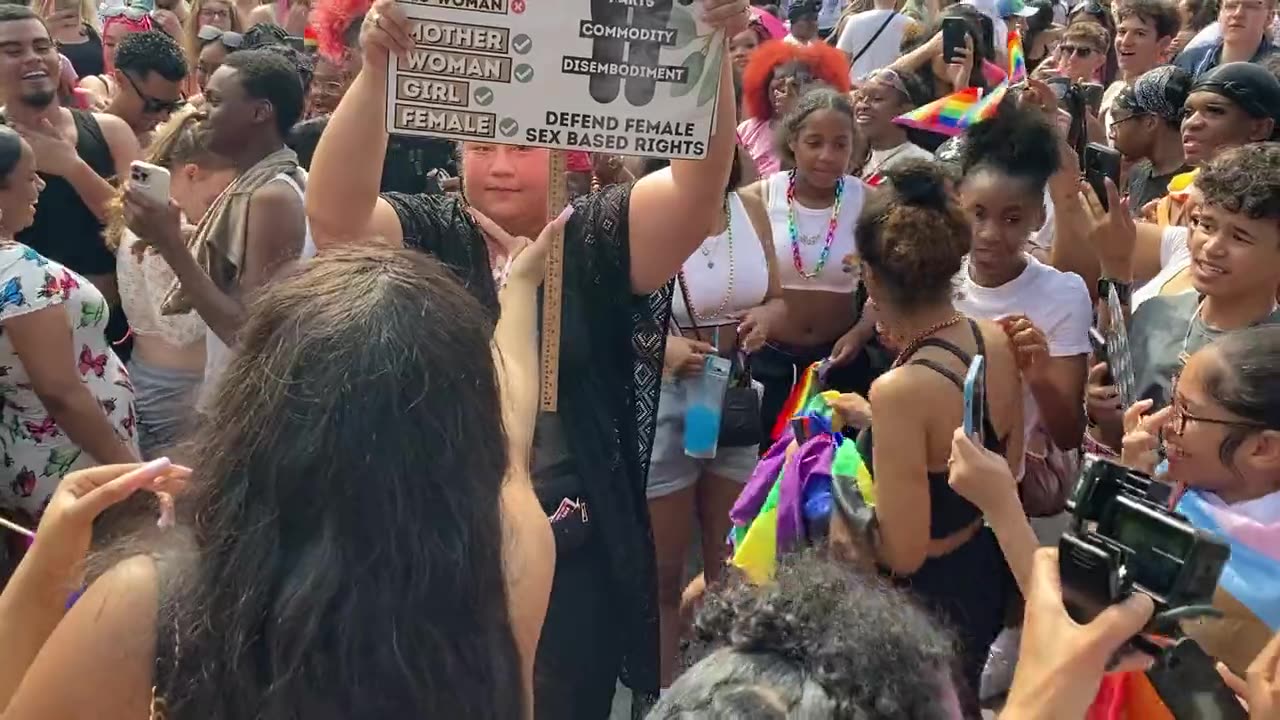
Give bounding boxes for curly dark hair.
[774,86,855,167]
[114,30,189,82]
[652,552,957,718]
[857,160,970,311]
[959,103,1061,197]
[1196,142,1280,222]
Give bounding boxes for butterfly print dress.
[0,243,138,518]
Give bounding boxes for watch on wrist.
[1097,277,1132,305]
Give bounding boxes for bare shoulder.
[869,363,948,409]
[3,555,160,718]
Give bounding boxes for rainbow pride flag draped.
[1007,30,1027,84]
[730,392,874,584]
[1086,487,1280,720]
[769,360,826,441]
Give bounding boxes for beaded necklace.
[786,170,844,279]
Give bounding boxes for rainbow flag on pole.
[1008,30,1027,83]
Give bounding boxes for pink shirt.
[737,117,780,176]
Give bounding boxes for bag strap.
[674,271,705,344]
[851,12,898,67]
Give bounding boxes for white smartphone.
[129,161,171,205]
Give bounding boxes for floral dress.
[0,243,137,519]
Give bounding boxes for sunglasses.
[100,5,152,20]
[122,71,185,114]
[1058,44,1096,58]
[197,24,244,47]
[861,68,910,100]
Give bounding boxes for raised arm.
[612,0,750,294]
[304,0,407,249]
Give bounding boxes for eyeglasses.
[1168,376,1267,437]
[1058,44,1096,58]
[121,71,185,114]
[197,24,243,47]
[197,5,231,20]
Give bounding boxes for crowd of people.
[0,0,1276,715]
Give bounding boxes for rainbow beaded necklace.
[786,170,844,279]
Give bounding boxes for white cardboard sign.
[385,0,722,159]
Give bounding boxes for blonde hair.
[104,106,232,249]
[183,0,243,66]
[31,0,99,31]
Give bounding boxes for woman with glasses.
[1119,324,1280,674]
[851,68,932,182]
[183,0,240,78]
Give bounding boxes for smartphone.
[1084,142,1122,212]
[1081,82,1105,113]
[962,354,986,443]
[285,35,306,52]
[1088,328,1115,385]
[941,17,968,65]
[129,161,171,205]
[1146,639,1248,720]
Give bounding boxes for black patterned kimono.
[382,183,670,718]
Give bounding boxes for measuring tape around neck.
[539,150,567,412]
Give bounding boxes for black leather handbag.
[675,272,763,448]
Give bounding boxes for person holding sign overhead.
[304,0,749,714]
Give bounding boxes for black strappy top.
[856,319,1008,539]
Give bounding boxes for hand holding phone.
[1084,142,1122,213]
[941,17,968,65]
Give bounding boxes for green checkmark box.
[514,64,533,83]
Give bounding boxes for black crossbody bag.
[675,272,763,448]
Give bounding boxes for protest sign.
[386,0,722,159]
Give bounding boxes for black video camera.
[1059,456,1230,628]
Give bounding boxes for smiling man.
[1174,0,1278,77]
[0,4,140,353]
[104,31,188,147]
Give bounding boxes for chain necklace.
[891,312,966,368]
[787,170,844,279]
[685,197,736,322]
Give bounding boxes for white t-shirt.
[837,10,914,80]
[1132,226,1193,309]
[955,255,1093,446]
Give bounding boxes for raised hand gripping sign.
[385,0,721,159]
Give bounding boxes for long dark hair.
[155,247,522,719]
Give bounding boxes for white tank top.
[765,171,863,293]
[672,192,770,329]
[201,170,316,408]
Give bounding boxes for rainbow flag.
[963,81,1009,125]
[769,360,826,441]
[730,393,874,584]
[893,87,982,136]
[1086,487,1279,719]
[1008,30,1027,84]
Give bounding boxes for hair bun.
[885,161,948,211]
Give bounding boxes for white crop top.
[673,193,770,329]
[116,230,207,349]
[765,171,864,293]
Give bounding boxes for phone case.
[1146,639,1247,720]
[963,355,985,442]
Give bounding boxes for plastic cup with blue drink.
[684,354,732,459]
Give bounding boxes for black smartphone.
[1146,639,1247,720]
[941,17,968,65]
[1084,142,1122,212]
[1088,328,1115,386]
[1081,82,1105,114]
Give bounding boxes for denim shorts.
[129,357,203,459]
[646,378,762,500]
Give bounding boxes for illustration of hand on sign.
[586,0,716,107]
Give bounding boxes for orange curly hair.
[741,40,851,122]
[313,0,370,61]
